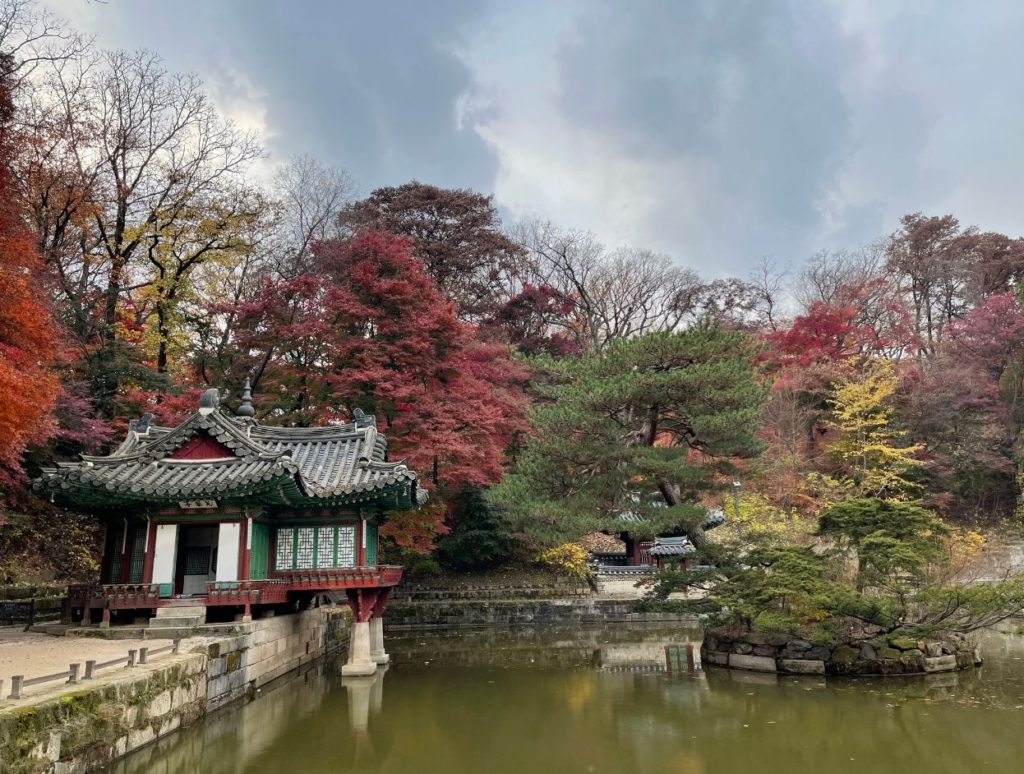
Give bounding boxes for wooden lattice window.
[337,525,356,567]
[274,524,357,570]
[184,546,212,575]
[295,527,315,569]
[316,527,335,568]
[275,527,294,570]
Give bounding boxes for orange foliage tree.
[0,53,58,484]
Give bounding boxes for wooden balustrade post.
[67,663,80,684]
[9,675,23,699]
[138,647,148,665]
[84,660,96,680]
[127,649,137,667]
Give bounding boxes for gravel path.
[0,627,152,681]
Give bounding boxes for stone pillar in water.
[369,615,389,664]
[343,620,377,676]
[343,674,375,731]
[343,666,386,733]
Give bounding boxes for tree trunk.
[95,254,126,419]
[657,478,707,549]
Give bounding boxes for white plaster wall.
[216,522,241,582]
[152,524,178,584]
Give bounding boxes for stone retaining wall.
[0,607,350,773]
[205,606,350,711]
[701,628,980,676]
[388,581,590,603]
[386,598,693,629]
[0,654,208,774]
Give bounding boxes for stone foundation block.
[127,726,156,751]
[704,650,730,666]
[779,658,826,674]
[147,690,173,718]
[924,655,957,673]
[729,654,777,672]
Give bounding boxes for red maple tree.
[0,53,59,484]
[224,230,530,550]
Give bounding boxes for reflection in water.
[108,624,1024,774]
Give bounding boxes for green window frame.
[274,524,357,570]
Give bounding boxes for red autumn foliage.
[764,301,877,369]
[123,386,206,428]
[0,54,59,483]
[220,230,530,551]
[483,283,581,357]
[315,231,531,490]
[344,181,524,320]
[947,293,1024,377]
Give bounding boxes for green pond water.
[108,623,1024,774]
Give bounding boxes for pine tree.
[491,323,767,548]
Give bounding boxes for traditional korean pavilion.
[591,508,728,570]
[34,383,420,675]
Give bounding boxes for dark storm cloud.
[45,0,1024,277]
[56,0,498,192]
[213,0,498,190]
[554,0,857,270]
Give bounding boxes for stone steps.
[149,604,205,632]
[154,604,207,617]
[27,623,71,636]
[149,616,202,628]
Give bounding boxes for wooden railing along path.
[2,640,181,701]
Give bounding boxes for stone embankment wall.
[0,607,350,773]
[701,629,979,676]
[205,606,349,711]
[0,654,207,774]
[387,597,690,628]
[387,580,693,629]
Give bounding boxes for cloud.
[45,0,498,191]
[465,0,1024,276]
[466,1,858,275]
[44,0,1024,278]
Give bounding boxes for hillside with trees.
[3,1,1024,588]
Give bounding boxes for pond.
[107,623,1024,774]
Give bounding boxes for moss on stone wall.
[1,608,351,772]
[0,656,207,773]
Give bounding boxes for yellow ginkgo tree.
[816,361,924,501]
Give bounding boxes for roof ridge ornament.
[236,378,256,419]
[352,408,376,428]
[128,413,155,435]
[198,388,220,415]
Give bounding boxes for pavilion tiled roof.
[647,536,697,558]
[34,389,421,511]
[618,506,728,532]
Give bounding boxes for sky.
[45,0,1024,278]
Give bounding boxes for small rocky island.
[702,626,980,675]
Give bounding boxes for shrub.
[535,542,590,581]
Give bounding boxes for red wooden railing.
[65,566,404,614]
[102,584,161,609]
[276,565,403,591]
[206,579,289,605]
